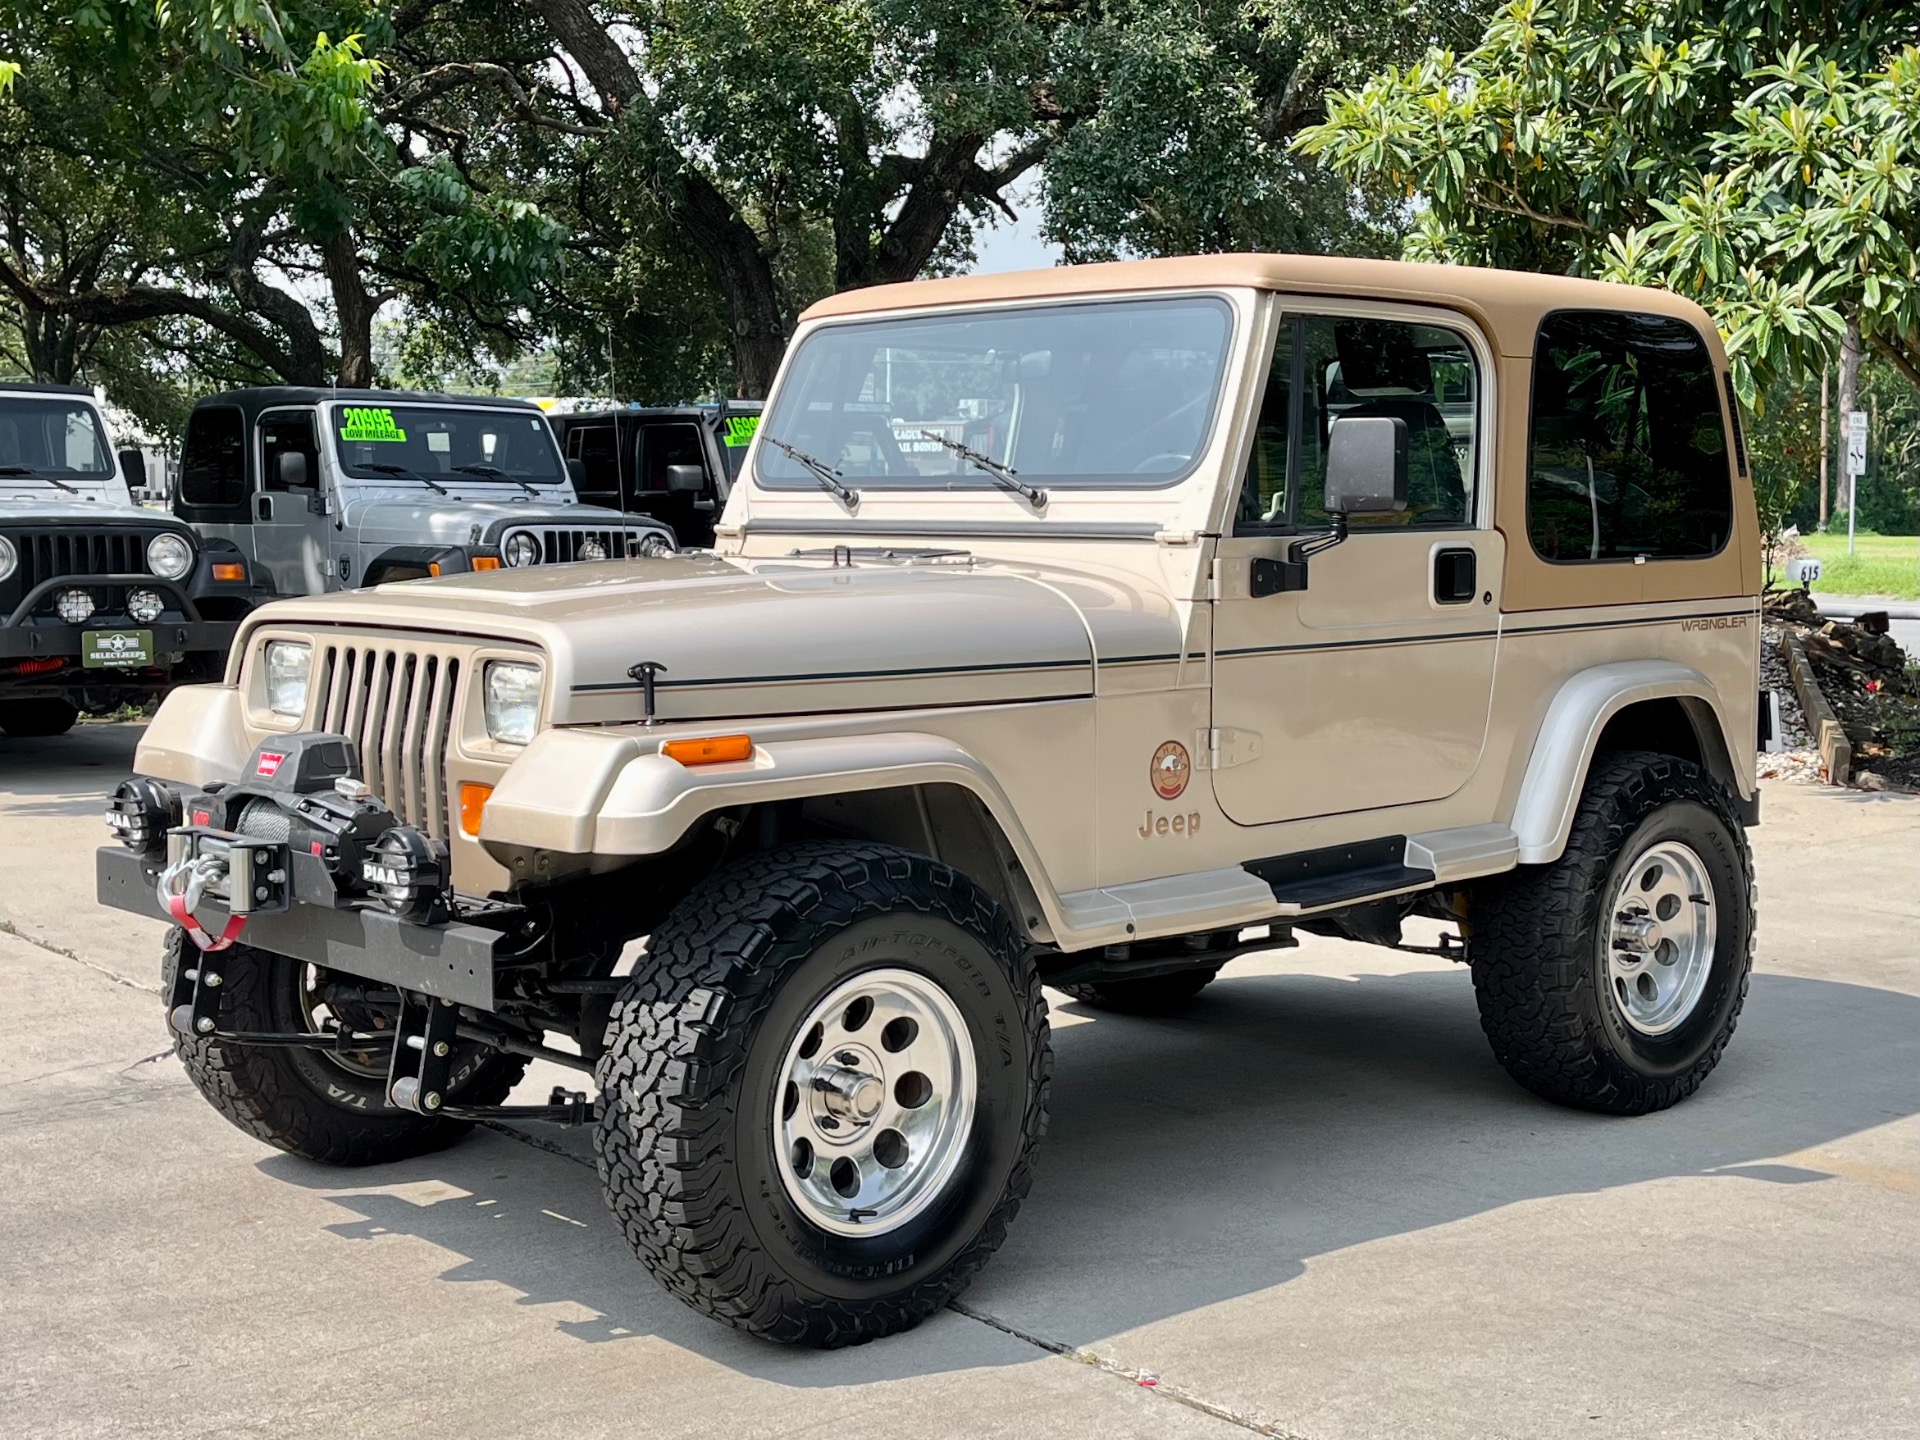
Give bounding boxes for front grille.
[15,530,153,589]
[313,643,462,839]
[525,526,639,563]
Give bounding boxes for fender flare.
[1510,660,1744,865]
[479,727,1066,924]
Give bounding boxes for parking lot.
[2,723,1914,1440]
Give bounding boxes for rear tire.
[1058,967,1220,1014]
[595,842,1050,1347]
[1469,751,1754,1115]
[0,698,78,737]
[163,932,526,1165]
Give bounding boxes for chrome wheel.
[773,968,976,1237]
[1606,839,1717,1036]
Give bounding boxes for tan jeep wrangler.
[98,255,1764,1347]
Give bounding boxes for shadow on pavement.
[0,722,144,817]
[259,964,1919,1384]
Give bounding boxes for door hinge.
[1197,726,1261,770]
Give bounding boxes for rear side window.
[1527,311,1733,562]
[180,406,246,508]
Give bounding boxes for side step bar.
[1244,824,1520,915]
[1247,837,1433,913]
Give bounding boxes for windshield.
[329,404,565,484]
[756,296,1234,491]
[0,396,111,477]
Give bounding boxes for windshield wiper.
[363,462,451,497]
[916,431,1047,507]
[0,464,79,493]
[453,463,542,498]
[763,435,859,507]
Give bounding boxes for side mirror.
[566,456,586,485]
[1323,416,1408,515]
[117,448,146,489]
[664,463,705,494]
[275,451,311,489]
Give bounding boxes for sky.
[969,186,1063,274]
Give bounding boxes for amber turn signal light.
[470,556,502,571]
[211,562,245,582]
[459,782,494,836]
[662,734,753,766]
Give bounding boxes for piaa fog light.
[579,535,607,561]
[55,589,96,624]
[126,588,165,623]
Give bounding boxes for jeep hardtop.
[551,400,762,548]
[174,387,678,596]
[98,255,1763,1346]
[0,383,252,736]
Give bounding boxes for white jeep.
[99,255,1763,1346]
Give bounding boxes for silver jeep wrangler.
[174,388,676,596]
[99,256,1764,1347]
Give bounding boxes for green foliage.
[1296,2,1919,402]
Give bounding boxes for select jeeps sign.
[81,630,154,669]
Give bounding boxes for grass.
[1797,532,1920,601]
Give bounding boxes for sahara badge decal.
[1150,740,1191,800]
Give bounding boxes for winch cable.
[157,853,249,952]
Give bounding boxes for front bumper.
[96,844,504,1009]
[1,618,239,663]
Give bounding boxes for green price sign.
[722,414,760,448]
[339,406,407,442]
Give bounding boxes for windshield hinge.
[1196,726,1261,771]
[1154,529,1199,547]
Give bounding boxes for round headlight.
[502,532,541,568]
[147,532,194,581]
[637,531,675,558]
[126,588,166,624]
[0,535,15,582]
[264,640,312,718]
[55,589,96,624]
[578,536,608,561]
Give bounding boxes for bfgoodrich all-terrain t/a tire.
[595,842,1050,1347]
[163,932,525,1166]
[1469,750,1755,1115]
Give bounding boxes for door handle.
[255,494,273,522]
[1434,547,1476,604]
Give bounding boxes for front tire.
[0,698,78,736]
[595,842,1050,1346]
[163,933,526,1165]
[1469,751,1754,1115]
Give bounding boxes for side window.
[260,412,319,491]
[1527,310,1733,562]
[639,424,704,491]
[180,406,246,508]
[569,424,620,504]
[1234,313,1479,534]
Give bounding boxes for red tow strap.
[167,892,249,952]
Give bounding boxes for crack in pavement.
[0,918,160,995]
[481,1118,597,1169]
[947,1300,1312,1440]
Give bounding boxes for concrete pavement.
[1,724,1914,1440]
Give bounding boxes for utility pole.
[1817,366,1830,529]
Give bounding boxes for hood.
[240,551,1189,724]
[0,481,141,518]
[340,493,655,546]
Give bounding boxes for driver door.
[1210,305,1502,827]
[252,408,330,596]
